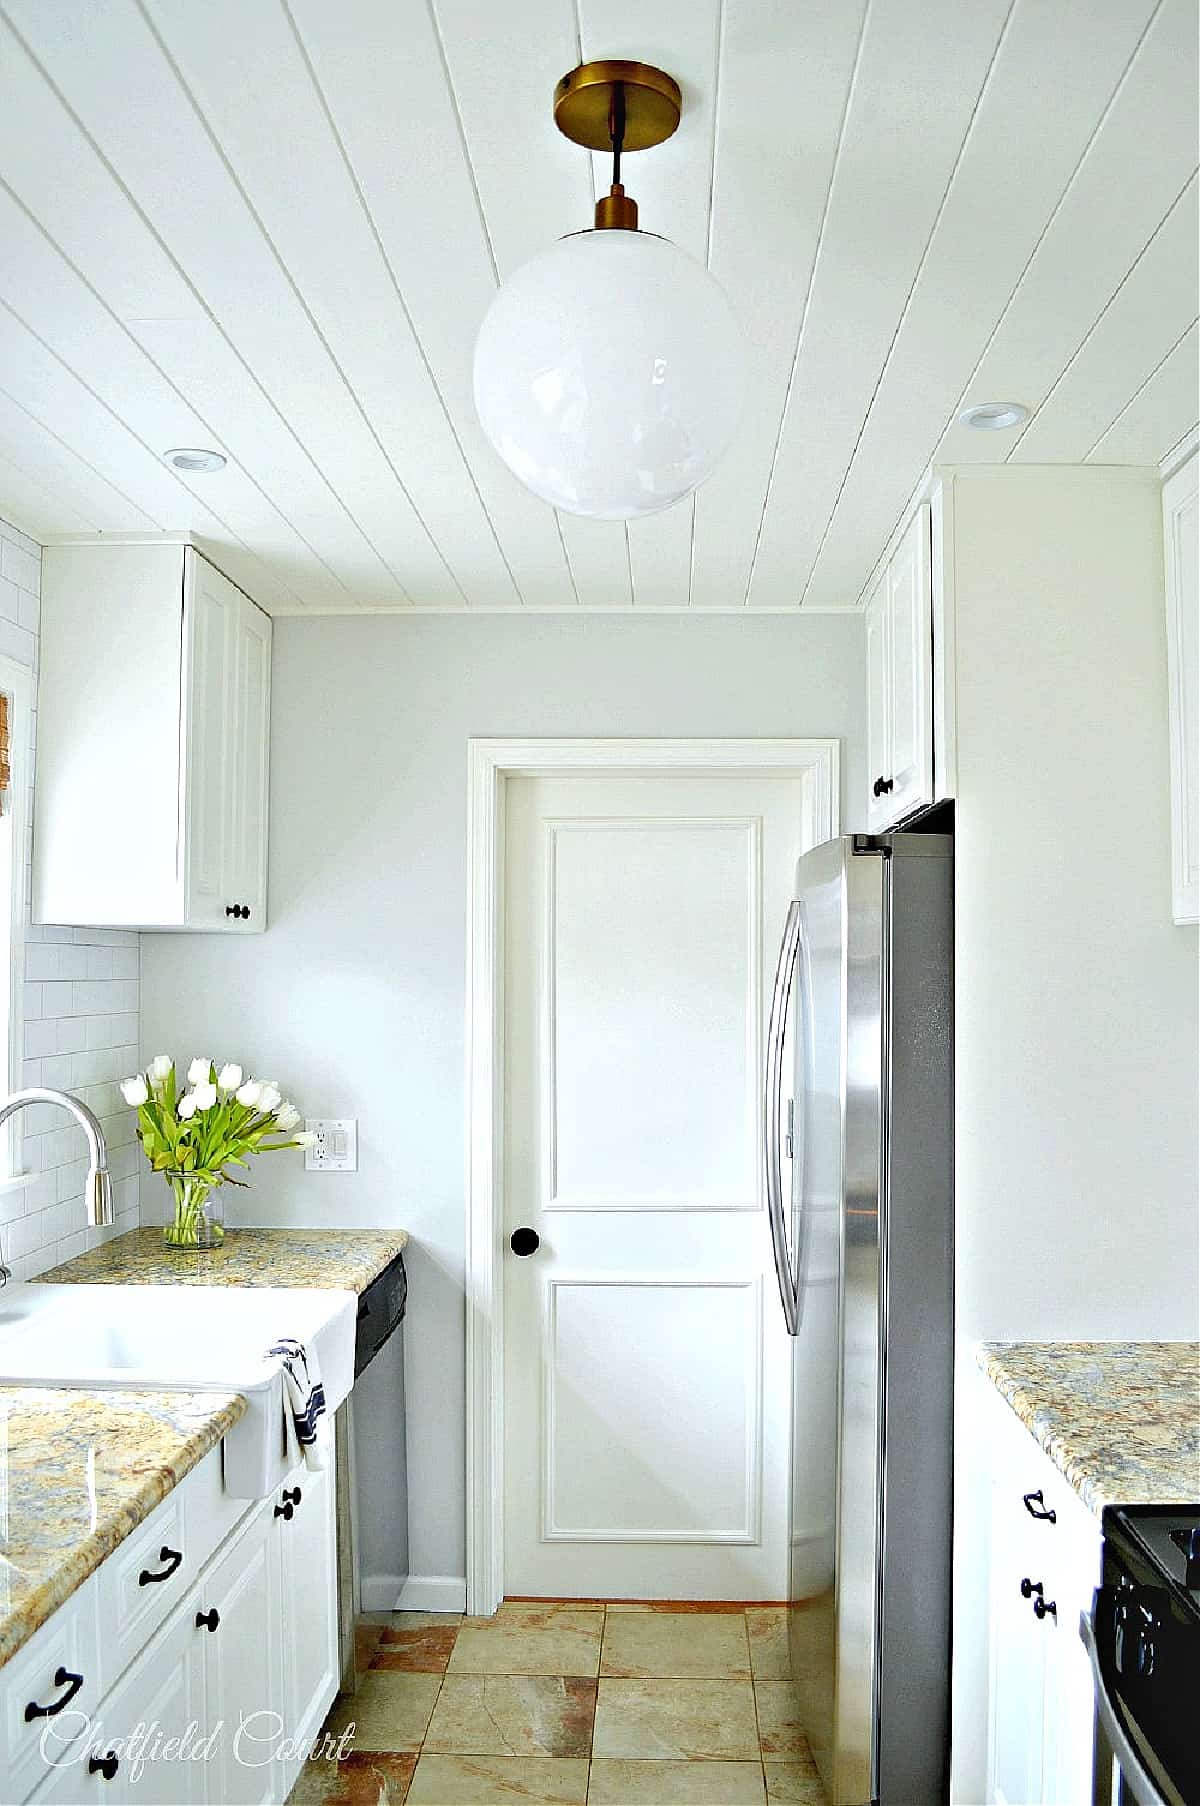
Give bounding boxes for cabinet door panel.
[183,550,235,928]
[228,597,271,926]
[278,1462,338,1783]
[197,1505,282,1806]
[988,1496,1046,1805]
[864,571,892,832]
[53,1595,205,1806]
[885,503,934,824]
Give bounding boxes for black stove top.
[1110,1504,1200,1607]
[1094,1503,1200,1806]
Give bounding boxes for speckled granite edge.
[37,1226,408,1294]
[977,1341,1200,1518]
[0,1386,245,1668]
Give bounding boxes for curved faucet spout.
[0,1088,114,1226]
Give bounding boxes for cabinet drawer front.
[97,1489,189,1679]
[1,1575,103,1805]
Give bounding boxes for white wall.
[0,514,140,1279]
[140,610,865,1601]
[946,465,1199,1803]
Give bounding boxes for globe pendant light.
[473,60,744,521]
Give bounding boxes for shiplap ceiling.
[0,0,1195,614]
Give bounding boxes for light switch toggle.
[304,1119,357,1172]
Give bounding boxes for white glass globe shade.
[473,230,744,519]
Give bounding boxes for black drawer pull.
[1033,1594,1057,1621]
[1020,1577,1043,1600]
[1022,1489,1056,1522]
[274,1501,294,1521]
[872,776,894,798]
[25,1666,84,1720]
[139,1544,183,1585]
[282,1486,302,1507]
[88,1752,119,1781]
[195,1608,220,1632]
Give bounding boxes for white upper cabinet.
[34,543,271,931]
[865,502,935,831]
[1162,452,1198,924]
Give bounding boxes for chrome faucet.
[0,1088,114,1227]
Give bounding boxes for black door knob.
[510,1227,540,1256]
[872,776,894,798]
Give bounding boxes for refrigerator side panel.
[833,843,888,1806]
[785,837,849,1796]
[877,835,954,1806]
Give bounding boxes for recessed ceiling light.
[959,401,1029,432]
[164,447,227,472]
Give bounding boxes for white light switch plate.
[304,1118,357,1172]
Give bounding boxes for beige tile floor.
[290,1602,828,1805]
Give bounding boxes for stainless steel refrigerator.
[764,830,953,1806]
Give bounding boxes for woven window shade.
[0,693,9,816]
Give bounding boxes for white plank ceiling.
[0,0,1194,613]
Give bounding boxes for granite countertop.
[0,1386,244,1668]
[977,1341,1200,1517]
[38,1225,408,1294]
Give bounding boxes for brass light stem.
[554,60,681,234]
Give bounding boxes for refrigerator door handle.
[765,898,801,1336]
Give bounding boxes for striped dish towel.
[267,1336,329,1471]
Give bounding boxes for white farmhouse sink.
[0,1281,357,1497]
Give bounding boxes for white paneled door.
[502,773,804,1600]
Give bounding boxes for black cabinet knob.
[872,776,895,798]
[195,1607,220,1632]
[282,1486,302,1507]
[88,1753,119,1781]
[1033,1595,1057,1621]
[274,1500,294,1521]
[1020,1577,1043,1600]
[510,1227,540,1256]
[225,905,237,917]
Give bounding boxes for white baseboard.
[360,1573,467,1614]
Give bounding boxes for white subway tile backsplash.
[41,980,74,1017]
[0,518,141,1275]
[56,1016,88,1055]
[23,1019,55,1059]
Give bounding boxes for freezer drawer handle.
[1023,1489,1057,1522]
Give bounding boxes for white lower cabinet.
[278,1464,338,1774]
[985,1391,1102,1806]
[18,1446,337,1806]
[196,1503,283,1806]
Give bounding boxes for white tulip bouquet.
[120,1056,316,1248]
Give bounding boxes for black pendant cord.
[608,81,626,187]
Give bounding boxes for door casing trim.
[464,736,840,1615]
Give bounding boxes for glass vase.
[163,1173,224,1249]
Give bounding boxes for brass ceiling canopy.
[553,59,682,231]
